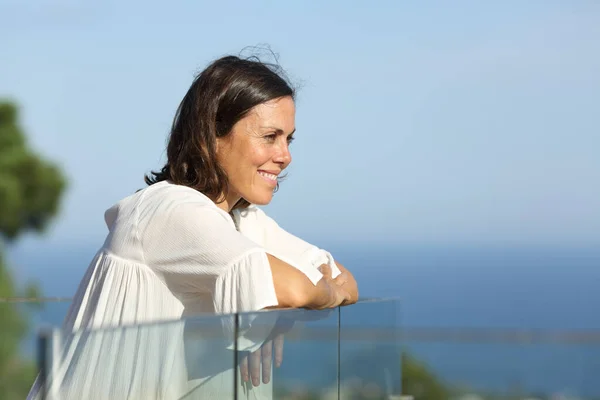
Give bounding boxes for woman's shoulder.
[141,181,216,208]
[132,181,236,230]
[104,181,227,230]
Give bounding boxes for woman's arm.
[234,206,359,306]
[234,207,344,277]
[267,255,351,310]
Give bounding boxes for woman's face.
[216,96,295,210]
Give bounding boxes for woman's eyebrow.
[260,126,296,135]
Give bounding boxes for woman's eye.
[263,133,294,144]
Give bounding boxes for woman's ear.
[215,136,223,155]
[215,133,233,157]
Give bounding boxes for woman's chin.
[244,191,274,206]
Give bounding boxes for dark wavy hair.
[145,54,295,209]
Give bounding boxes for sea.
[7,243,600,398]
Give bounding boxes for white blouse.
[28,180,340,400]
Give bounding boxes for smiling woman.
[27,54,357,399]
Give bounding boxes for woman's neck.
[214,192,241,213]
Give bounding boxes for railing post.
[337,306,341,400]
[37,327,61,400]
[233,312,239,400]
[37,329,48,400]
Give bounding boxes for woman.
[28,54,358,399]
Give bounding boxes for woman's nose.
[274,141,292,166]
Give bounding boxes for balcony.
[30,298,402,399]
[2,297,600,399]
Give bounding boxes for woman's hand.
[239,317,293,386]
[238,269,350,388]
[266,254,353,310]
[239,334,283,386]
[318,264,352,309]
[332,262,359,305]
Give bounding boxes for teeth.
[258,171,277,180]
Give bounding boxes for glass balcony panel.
[37,313,237,399]
[339,298,402,399]
[236,307,340,400]
[31,299,404,399]
[404,330,600,399]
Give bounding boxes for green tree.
[402,352,450,400]
[0,100,67,398]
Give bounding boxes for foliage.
[0,100,67,398]
[402,352,450,400]
[0,252,39,398]
[0,101,66,241]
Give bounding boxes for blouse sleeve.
[233,206,342,284]
[140,199,278,315]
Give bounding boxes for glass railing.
[340,298,402,398]
[32,298,402,400]
[4,296,600,399]
[0,298,71,358]
[402,327,600,399]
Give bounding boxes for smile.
[258,171,278,184]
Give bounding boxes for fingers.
[250,349,261,387]
[241,339,282,387]
[261,340,272,384]
[274,333,284,367]
[334,271,348,286]
[318,263,332,279]
[334,285,352,307]
[240,353,249,383]
[341,286,352,301]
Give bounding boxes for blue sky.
[1,0,599,252]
